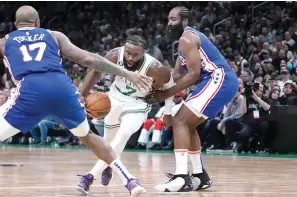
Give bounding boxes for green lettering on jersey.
[125,85,136,95]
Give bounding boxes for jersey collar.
[18,27,36,30]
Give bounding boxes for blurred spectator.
[30,118,59,145]
[278,82,294,105]
[207,79,244,150]
[237,82,271,152]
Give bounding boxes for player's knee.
[119,114,145,138]
[69,118,90,137]
[173,115,186,126]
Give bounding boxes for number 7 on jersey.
[19,42,46,62]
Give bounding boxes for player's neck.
[17,23,36,30]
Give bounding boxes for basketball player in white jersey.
[76,35,175,195]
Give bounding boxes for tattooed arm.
[80,48,120,97]
[52,31,151,93]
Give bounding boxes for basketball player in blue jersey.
[0,6,152,197]
[145,6,239,192]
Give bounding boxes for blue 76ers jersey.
[3,27,65,82]
[179,26,232,81]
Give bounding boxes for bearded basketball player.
[76,35,175,195]
[145,6,239,192]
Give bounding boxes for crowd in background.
[1,2,297,154]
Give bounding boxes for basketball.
[85,92,111,119]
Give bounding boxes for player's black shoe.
[191,169,212,191]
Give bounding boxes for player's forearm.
[163,74,175,115]
[85,53,129,79]
[167,73,199,97]
[81,70,101,97]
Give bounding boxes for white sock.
[110,159,135,185]
[174,149,188,175]
[189,150,203,174]
[89,160,108,179]
[89,114,144,178]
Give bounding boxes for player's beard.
[166,22,184,41]
[123,57,144,71]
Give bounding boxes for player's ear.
[36,20,40,28]
[182,18,188,27]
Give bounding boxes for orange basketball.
[85,92,111,119]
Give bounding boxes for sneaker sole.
[76,185,89,196]
[196,182,212,191]
[130,186,146,197]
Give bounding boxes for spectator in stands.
[207,79,244,151]
[283,31,296,47]
[30,117,59,145]
[279,82,294,105]
[278,65,293,96]
[242,62,254,82]
[268,89,280,106]
[234,50,248,70]
[237,82,271,153]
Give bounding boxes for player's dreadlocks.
[126,35,147,49]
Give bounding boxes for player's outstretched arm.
[80,48,119,97]
[52,31,152,91]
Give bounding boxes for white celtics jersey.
[109,46,155,99]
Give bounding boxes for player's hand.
[145,90,169,104]
[163,115,173,130]
[79,95,93,118]
[79,95,86,104]
[126,71,153,92]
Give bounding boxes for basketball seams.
[87,98,111,110]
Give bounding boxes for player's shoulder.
[107,47,121,55]
[104,47,121,63]
[179,31,201,50]
[105,47,121,58]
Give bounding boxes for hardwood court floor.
[1,146,297,197]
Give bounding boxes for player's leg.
[186,69,238,191]
[154,103,200,192]
[79,104,122,190]
[59,92,145,196]
[77,103,124,192]
[0,82,44,143]
[87,111,148,188]
[188,120,212,191]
